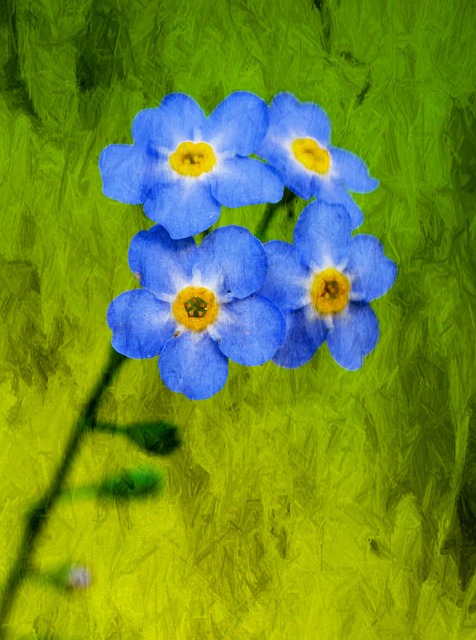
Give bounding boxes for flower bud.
[125,422,181,456]
[39,563,92,592]
[67,566,92,590]
[97,467,164,500]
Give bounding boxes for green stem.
[254,187,296,241]
[0,348,126,637]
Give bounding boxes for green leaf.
[97,467,164,500]
[124,421,181,456]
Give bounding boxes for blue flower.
[99,92,284,239]
[258,200,397,370]
[256,92,379,229]
[107,225,286,400]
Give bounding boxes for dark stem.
[0,348,126,636]
[255,187,295,241]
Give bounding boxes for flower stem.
[0,348,126,637]
[254,187,296,241]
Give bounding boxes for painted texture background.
[0,0,475,638]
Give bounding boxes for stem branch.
[0,348,126,636]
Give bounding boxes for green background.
[1,0,475,637]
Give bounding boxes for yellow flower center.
[292,138,331,174]
[172,286,218,331]
[169,141,216,177]
[311,268,350,314]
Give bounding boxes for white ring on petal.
[189,267,225,299]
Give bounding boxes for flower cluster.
[100,91,396,400]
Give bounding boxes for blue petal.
[254,147,319,200]
[128,225,197,297]
[98,144,149,204]
[277,157,321,200]
[214,295,286,366]
[159,331,228,400]
[259,241,310,311]
[256,92,331,200]
[254,137,292,182]
[211,157,284,207]
[293,201,352,270]
[193,225,267,298]
[263,92,331,146]
[316,183,364,230]
[107,290,175,359]
[345,235,397,302]
[329,147,379,194]
[256,94,331,200]
[272,305,327,369]
[326,303,379,370]
[143,178,221,239]
[204,91,269,155]
[132,93,207,150]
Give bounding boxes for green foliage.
[97,467,164,499]
[122,421,181,456]
[0,0,475,638]
[94,420,181,454]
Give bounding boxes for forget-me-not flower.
[107,225,286,400]
[99,92,284,239]
[256,92,379,229]
[258,200,397,370]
